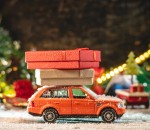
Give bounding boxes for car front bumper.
[116,107,126,115]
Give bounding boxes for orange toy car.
[27,86,126,123]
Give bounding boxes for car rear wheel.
[101,108,116,123]
[43,108,58,123]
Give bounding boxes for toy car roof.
[37,85,83,90]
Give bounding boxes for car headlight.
[118,102,125,108]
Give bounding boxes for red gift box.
[129,85,144,93]
[25,48,101,62]
[27,61,99,69]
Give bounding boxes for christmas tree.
[0,24,34,98]
[125,52,140,84]
[0,26,34,83]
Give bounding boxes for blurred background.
[0,0,149,106]
[0,0,149,68]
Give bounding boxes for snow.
[0,106,150,130]
[0,105,41,122]
[96,95,121,102]
[0,105,150,123]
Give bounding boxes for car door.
[53,88,71,115]
[71,88,95,115]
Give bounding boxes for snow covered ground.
[0,105,150,130]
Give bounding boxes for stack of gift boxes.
[25,48,101,86]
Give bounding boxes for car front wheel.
[101,108,116,123]
[43,108,58,123]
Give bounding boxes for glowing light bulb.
[114,68,119,74]
[144,52,149,58]
[97,78,102,84]
[122,64,126,68]
[110,71,114,76]
[135,57,141,63]
[106,74,111,79]
[101,76,106,81]
[118,66,123,71]
[140,55,145,61]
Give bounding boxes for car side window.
[41,89,68,98]
[72,88,86,98]
[41,89,52,98]
[53,89,68,98]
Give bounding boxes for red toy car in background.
[28,85,126,123]
[116,84,149,108]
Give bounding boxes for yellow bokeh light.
[118,66,123,71]
[144,52,149,58]
[139,55,145,61]
[97,49,150,84]
[106,74,111,79]
[12,67,18,71]
[0,93,3,98]
[97,78,102,84]
[0,82,6,87]
[114,68,119,74]
[122,64,126,68]
[135,57,141,64]
[110,71,114,76]
[101,76,106,81]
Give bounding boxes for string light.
[114,68,119,74]
[135,57,141,64]
[106,74,111,79]
[97,49,150,84]
[101,76,106,81]
[139,55,145,61]
[110,71,115,76]
[118,66,123,71]
[97,78,102,84]
[144,52,149,58]
[122,64,126,68]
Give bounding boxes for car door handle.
[54,102,60,104]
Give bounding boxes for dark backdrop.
[0,0,149,68]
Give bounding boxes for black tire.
[145,102,149,109]
[43,108,58,123]
[101,108,116,123]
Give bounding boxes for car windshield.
[83,86,99,99]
